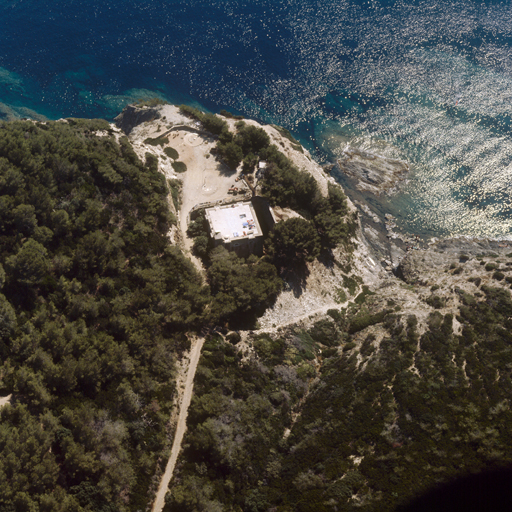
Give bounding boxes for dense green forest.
[0,118,208,511]
[167,277,512,511]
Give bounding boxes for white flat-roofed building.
[205,201,264,256]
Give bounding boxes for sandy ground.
[176,133,245,254]
[151,336,205,512]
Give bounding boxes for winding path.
[151,337,205,512]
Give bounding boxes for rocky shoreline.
[336,147,410,196]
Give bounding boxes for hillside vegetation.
[3,108,511,512]
[166,275,512,511]
[0,112,356,510]
[0,118,208,511]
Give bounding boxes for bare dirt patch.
[0,394,12,408]
[174,132,250,261]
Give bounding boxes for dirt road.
[151,337,205,512]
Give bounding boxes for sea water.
[1,0,512,239]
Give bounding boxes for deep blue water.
[2,0,512,239]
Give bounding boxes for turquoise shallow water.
[1,0,512,239]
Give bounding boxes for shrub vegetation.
[168,283,512,512]
[179,105,227,135]
[171,161,187,173]
[0,119,211,510]
[164,146,179,159]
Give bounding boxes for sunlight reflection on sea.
[1,0,512,238]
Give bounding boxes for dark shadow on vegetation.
[397,465,512,512]
[318,246,336,270]
[280,260,310,299]
[214,158,238,178]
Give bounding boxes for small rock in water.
[337,148,409,196]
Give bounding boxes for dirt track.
[151,337,205,512]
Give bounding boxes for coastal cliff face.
[114,103,161,135]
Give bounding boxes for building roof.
[205,202,262,243]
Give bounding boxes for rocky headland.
[336,146,410,196]
[114,103,512,339]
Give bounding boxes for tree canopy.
[266,217,321,263]
[0,118,207,511]
[207,247,282,323]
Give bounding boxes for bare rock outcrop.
[394,255,419,284]
[337,147,409,195]
[114,104,161,135]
